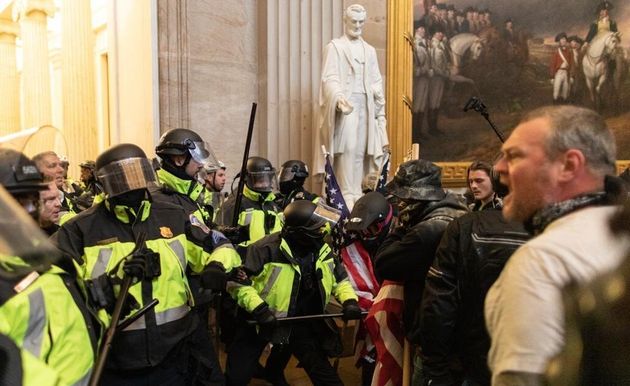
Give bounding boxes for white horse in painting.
[448,33,484,83]
[582,31,621,110]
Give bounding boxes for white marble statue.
[314,3,389,210]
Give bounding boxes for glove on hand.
[201,262,227,291]
[216,225,246,245]
[342,299,362,321]
[123,255,147,282]
[252,303,277,325]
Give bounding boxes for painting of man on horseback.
[411,0,630,162]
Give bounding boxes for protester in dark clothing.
[374,159,468,339]
[419,209,530,386]
[466,161,504,212]
[345,191,395,385]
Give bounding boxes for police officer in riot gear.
[217,156,283,252]
[54,143,235,385]
[154,129,238,385]
[226,200,361,386]
[275,160,319,210]
[0,149,98,385]
[155,128,221,225]
[0,184,73,385]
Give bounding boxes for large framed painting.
[401,0,630,185]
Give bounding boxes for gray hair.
[521,105,616,176]
[345,4,366,18]
[32,151,59,167]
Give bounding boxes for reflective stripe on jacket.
[0,265,96,386]
[154,169,241,271]
[235,186,283,246]
[54,198,216,369]
[229,233,357,317]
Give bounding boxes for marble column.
[13,0,55,129]
[386,0,413,169]
[0,18,20,135]
[61,0,97,170]
[258,0,343,189]
[157,0,190,130]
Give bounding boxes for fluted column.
[61,0,97,171]
[13,0,55,129]
[258,0,343,191]
[386,0,413,169]
[0,18,20,135]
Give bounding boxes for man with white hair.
[485,105,629,386]
[315,3,389,210]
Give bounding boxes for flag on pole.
[375,153,390,194]
[323,153,353,254]
[341,240,381,366]
[341,241,380,311]
[365,281,406,386]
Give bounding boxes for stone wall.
[158,0,387,192]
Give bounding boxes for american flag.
[365,281,406,386]
[323,153,354,253]
[375,153,390,194]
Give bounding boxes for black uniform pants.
[101,346,190,386]
[101,329,225,386]
[225,323,343,386]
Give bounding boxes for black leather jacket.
[374,192,468,339]
[419,209,530,386]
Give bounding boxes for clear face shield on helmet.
[302,202,342,238]
[0,186,58,280]
[278,164,309,184]
[246,169,278,193]
[184,139,220,170]
[96,157,158,197]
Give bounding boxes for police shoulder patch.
[189,214,210,234]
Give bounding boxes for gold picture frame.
[386,1,630,189]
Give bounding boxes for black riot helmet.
[346,191,393,240]
[283,200,341,240]
[0,149,48,195]
[95,144,158,198]
[246,156,277,193]
[278,160,309,195]
[155,128,219,170]
[279,160,309,183]
[0,149,48,221]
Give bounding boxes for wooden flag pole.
[402,338,411,386]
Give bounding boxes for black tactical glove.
[123,255,147,282]
[342,299,362,321]
[85,274,139,317]
[216,225,246,245]
[252,303,277,325]
[200,262,227,291]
